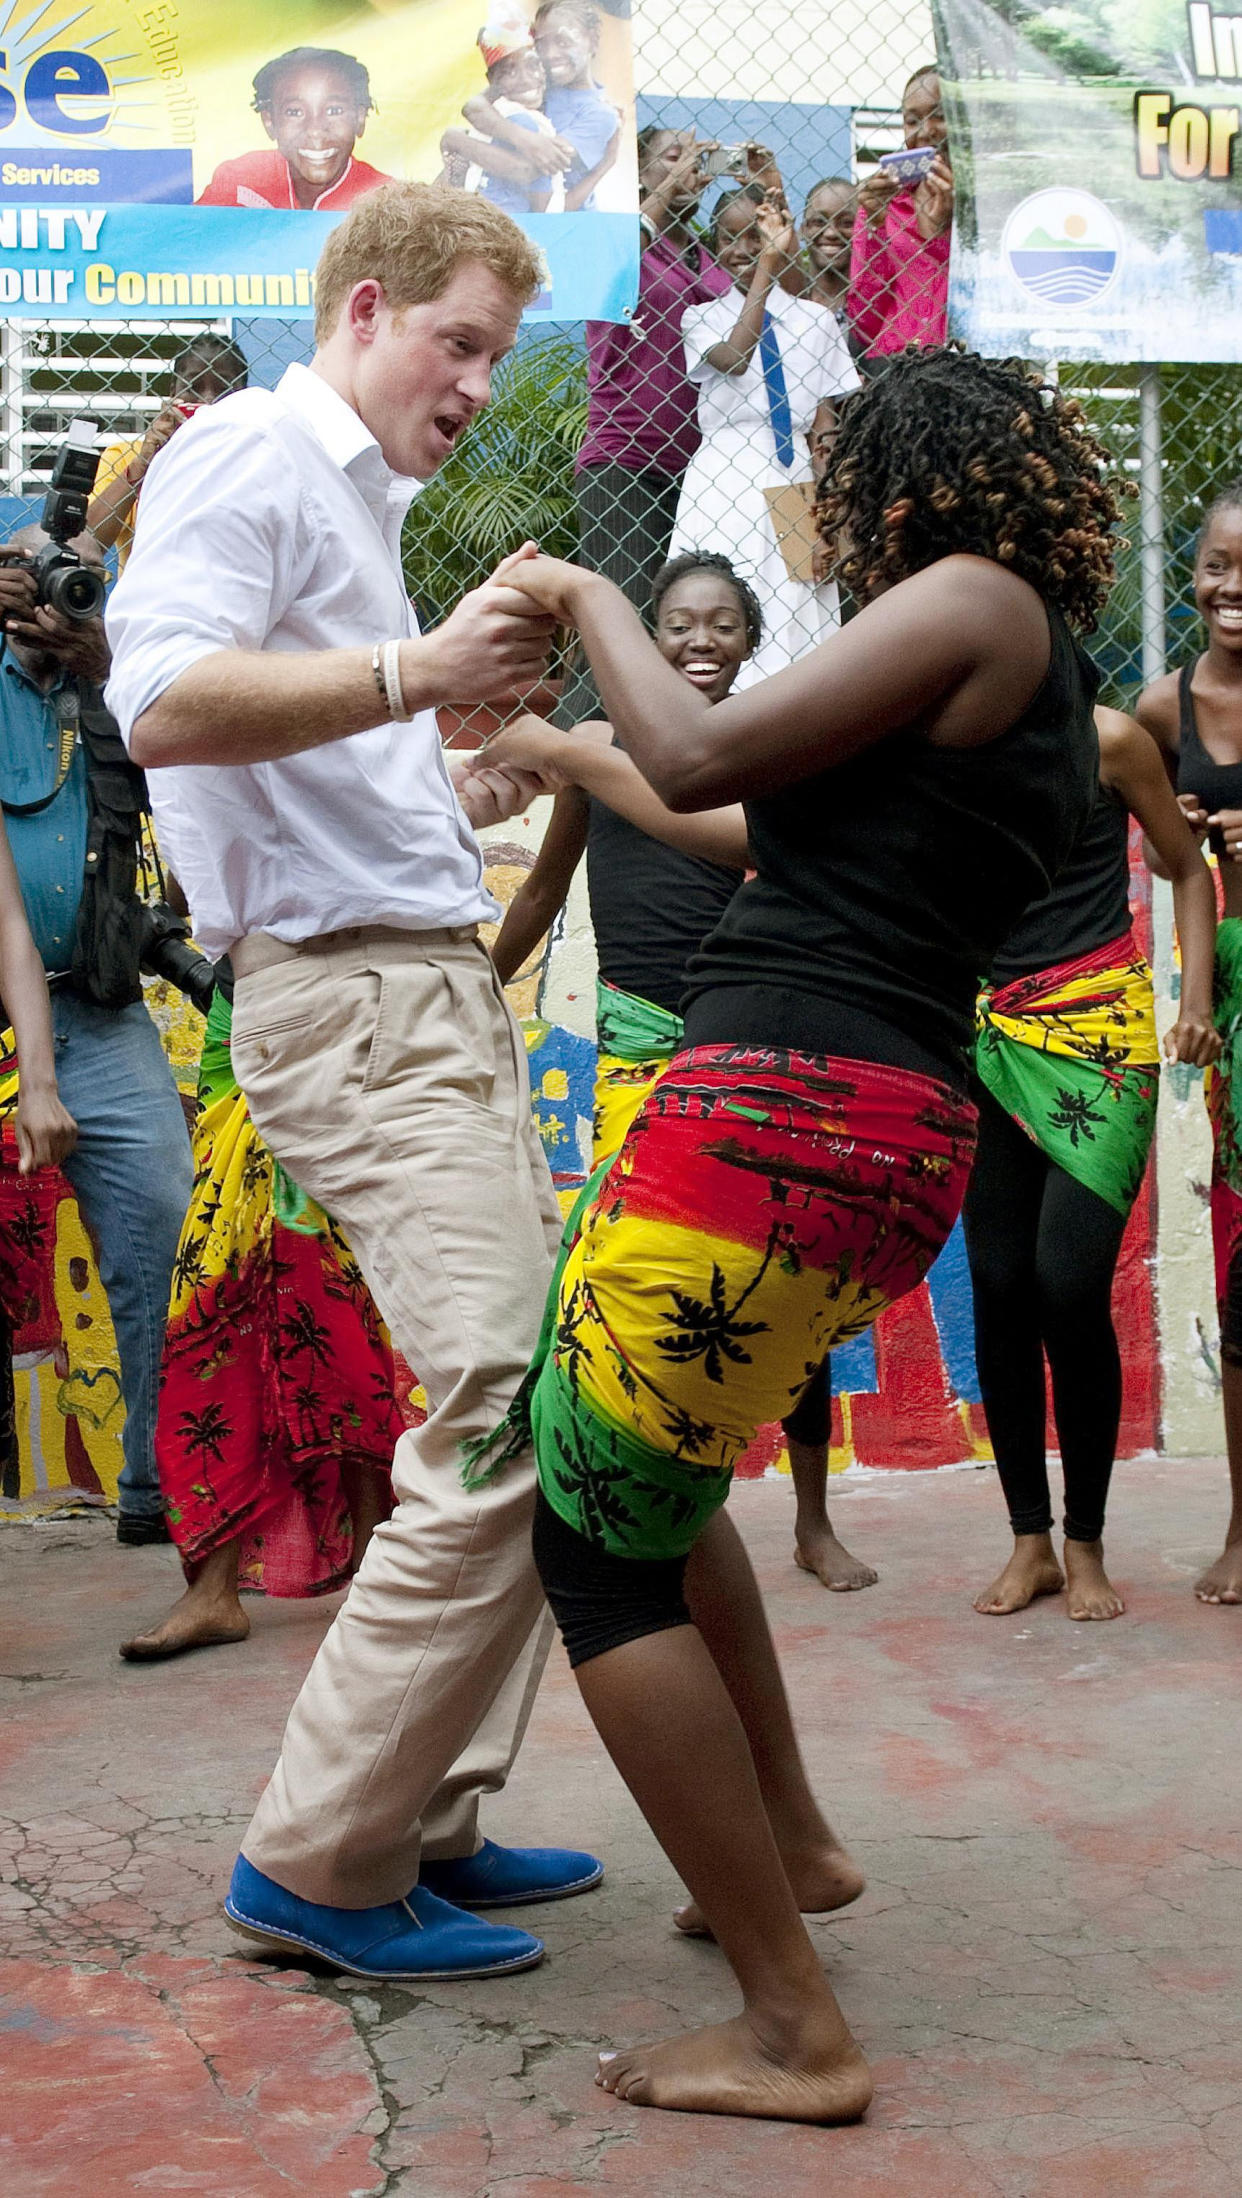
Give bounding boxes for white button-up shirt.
[105,361,497,959]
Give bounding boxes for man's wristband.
[371,638,413,723]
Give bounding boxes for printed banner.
[933,0,1242,362]
[0,0,639,320]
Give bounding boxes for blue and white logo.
[1003,188,1122,308]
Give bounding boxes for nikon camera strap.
[0,687,79,817]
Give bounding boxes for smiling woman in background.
[799,176,858,330]
[1140,479,1242,1607]
[848,64,952,359]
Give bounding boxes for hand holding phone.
[878,144,938,187]
[701,144,748,181]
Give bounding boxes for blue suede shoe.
[419,1838,604,1909]
[224,1855,544,1979]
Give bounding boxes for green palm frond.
[403,332,587,623]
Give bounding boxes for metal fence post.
[1138,365,1166,688]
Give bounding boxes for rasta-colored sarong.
[1207,918,1242,1366]
[975,928,1158,1219]
[592,978,684,1166]
[467,1044,975,1560]
[157,988,402,1596]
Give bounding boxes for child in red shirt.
[197,46,392,211]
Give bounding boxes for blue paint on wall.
[925,1217,982,1404]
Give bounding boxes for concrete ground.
[2,1455,1241,2198]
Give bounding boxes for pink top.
[848,193,949,357]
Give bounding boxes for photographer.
[88,335,249,573]
[848,64,952,359]
[0,523,192,1544]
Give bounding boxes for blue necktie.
[759,310,795,471]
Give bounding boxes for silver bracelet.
[381,637,412,722]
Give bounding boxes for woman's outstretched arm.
[490,784,590,986]
[496,550,1051,812]
[479,716,750,868]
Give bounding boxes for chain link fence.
[0,5,1234,702]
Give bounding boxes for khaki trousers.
[229,926,562,1908]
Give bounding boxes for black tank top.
[1175,660,1242,827]
[681,604,1100,1079]
[990,782,1131,983]
[586,797,742,1017]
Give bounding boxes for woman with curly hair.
[469,348,1123,2126]
[965,706,1218,1623]
[490,550,876,1596]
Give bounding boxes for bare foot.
[1194,1542,1242,1604]
[1063,1539,1125,1621]
[794,1525,878,1592]
[120,1584,250,1662]
[675,1835,864,1938]
[974,1535,1064,1616]
[596,2007,873,2123]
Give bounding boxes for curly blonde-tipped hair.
[819,347,1131,633]
[314,181,543,344]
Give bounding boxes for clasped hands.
[447,543,595,828]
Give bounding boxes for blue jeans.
[51,993,193,1518]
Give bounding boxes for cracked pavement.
[2,1459,1241,2195]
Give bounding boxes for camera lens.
[44,561,106,623]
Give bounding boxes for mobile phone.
[878,144,939,186]
[701,144,749,181]
[173,402,199,418]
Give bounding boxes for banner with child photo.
[0,0,639,320]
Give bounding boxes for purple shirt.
[578,230,732,478]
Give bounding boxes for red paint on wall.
[851,1291,968,1470]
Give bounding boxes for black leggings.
[961,1086,1129,1544]
[533,1485,693,1668]
[532,1366,832,1671]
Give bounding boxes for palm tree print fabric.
[975,928,1158,1219]
[1206,919,1242,1353]
[592,978,685,1166]
[0,1026,72,1357]
[529,1043,975,1560]
[157,989,403,1597]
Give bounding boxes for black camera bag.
[67,687,148,1009]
